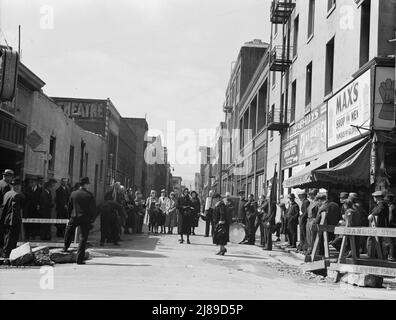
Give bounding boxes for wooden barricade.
[302,212,335,272]
[19,218,78,248]
[328,226,396,278]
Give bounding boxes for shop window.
[258,81,267,131]
[250,98,257,137]
[325,37,335,96]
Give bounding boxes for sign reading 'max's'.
[327,69,371,149]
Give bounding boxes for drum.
[229,222,247,244]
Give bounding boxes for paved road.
[1,222,396,300]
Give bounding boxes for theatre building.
[263,0,396,204]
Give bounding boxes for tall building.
[118,118,137,188]
[122,118,149,196]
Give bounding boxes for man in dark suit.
[55,178,70,238]
[24,177,42,240]
[63,177,96,265]
[297,192,310,253]
[0,169,14,250]
[286,193,300,248]
[2,177,24,261]
[243,194,258,245]
[38,179,56,241]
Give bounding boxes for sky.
[0,0,271,183]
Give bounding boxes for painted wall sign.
[327,69,371,149]
[373,66,395,130]
[57,101,106,119]
[282,104,327,169]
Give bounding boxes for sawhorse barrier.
[328,227,396,278]
[302,212,334,272]
[19,218,78,248]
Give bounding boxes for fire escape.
[267,0,295,132]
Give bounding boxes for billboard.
[56,100,106,119]
[327,69,371,149]
[373,66,395,130]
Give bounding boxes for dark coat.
[262,201,276,226]
[300,198,310,225]
[68,188,96,222]
[389,202,396,228]
[370,200,389,227]
[39,189,54,219]
[238,198,247,222]
[24,186,42,219]
[0,179,11,205]
[98,200,123,242]
[191,197,201,227]
[56,186,70,219]
[2,190,24,226]
[316,201,341,226]
[177,195,193,235]
[286,202,300,227]
[213,200,229,245]
[244,201,257,220]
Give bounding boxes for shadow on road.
[91,249,167,259]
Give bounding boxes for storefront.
[283,58,395,201]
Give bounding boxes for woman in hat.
[190,191,201,235]
[177,188,194,244]
[212,193,230,255]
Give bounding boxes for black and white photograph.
[0,0,396,305]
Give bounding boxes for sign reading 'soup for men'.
[327,69,371,149]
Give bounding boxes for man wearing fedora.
[285,193,299,248]
[63,177,96,265]
[0,169,14,250]
[1,177,24,260]
[385,193,396,261]
[297,192,310,253]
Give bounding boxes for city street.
[1,223,396,300]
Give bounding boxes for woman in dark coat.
[212,193,231,255]
[190,191,201,235]
[177,188,194,244]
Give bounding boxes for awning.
[283,138,368,189]
[313,139,372,187]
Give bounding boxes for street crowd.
[1,167,395,264]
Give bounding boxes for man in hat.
[1,177,24,261]
[63,177,96,264]
[55,178,71,238]
[385,193,396,261]
[158,189,169,235]
[367,191,389,259]
[306,189,319,254]
[314,193,341,255]
[24,176,42,240]
[286,193,299,248]
[203,190,215,237]
[38,179,57,241]
[297,192,310,253]
[0,169,14,249]
[339,192,349,217]
[349,192,369,254]
[243,194,258,245]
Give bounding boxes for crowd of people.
[1,165,395,264]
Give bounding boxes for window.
[325,37,335,96]
[243,110,249,147]
[68,145,74,178]
[274,23,278,37]
[327,0,336,13]
[239,118,244,150]
[359,0,371,67]
[48,136,56,171]
[291,80,297,123]
[307,0,315,39]
[250,98,257,137]
[257,81,267,131]
[293,16,299,58]
[305,62,313,108]
[272,71,276,87]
